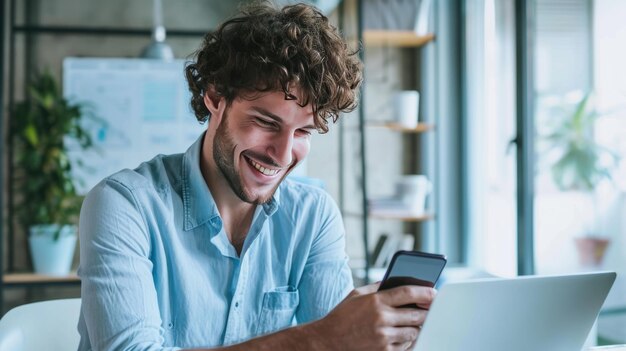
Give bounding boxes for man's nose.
[269,131,294,167]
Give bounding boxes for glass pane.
[533,0,593,275]
[465,0,517,278]
[533,0,626,344]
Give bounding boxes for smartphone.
[378,250,447,291]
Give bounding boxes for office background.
[1,0,625,345]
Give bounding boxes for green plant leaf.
[543,91,620,192]
[23,124,39,146]
[11,69,105,239]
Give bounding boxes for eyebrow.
[251,107,317,130]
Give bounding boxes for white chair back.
[0,298,81,351]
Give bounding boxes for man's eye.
[256,118,275,127]
[297,129,313,136]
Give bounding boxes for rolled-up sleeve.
[78,178,180,351]
[295,194,354,324]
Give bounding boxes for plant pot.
[28,224,77,276]
[574,237,610,267]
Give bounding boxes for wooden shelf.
[363,31,435,47]
[369,212,435,222]
[3,272,80,286]
[344,211,435,222]
[368,122,435,133]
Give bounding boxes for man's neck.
[200,139,256,255]
[219,202,255,256]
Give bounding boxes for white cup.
[393,90,420,128]
[395,175,432,215]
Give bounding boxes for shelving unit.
[368,212,435,222]
[364,112,436,244]
[352,2,437,283]
[344,211,434,222]
[363,30,435,47]
[3,273,80,287]
[367,121,435,133]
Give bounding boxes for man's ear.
[203,87,225,122]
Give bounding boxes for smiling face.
[204,90,316,205]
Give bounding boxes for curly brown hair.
[184,1,362,133]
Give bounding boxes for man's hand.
[210,283,435,351]
[307,283,436,351]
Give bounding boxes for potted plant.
[544,92,618,267]
[11,70,97,276]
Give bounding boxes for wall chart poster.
[63,58,206,194]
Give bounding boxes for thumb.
[349,282,381,297]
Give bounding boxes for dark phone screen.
[379,253,446,290]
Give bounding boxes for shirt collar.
[182,132,281,231]
[182,133,220,231]
[264,184,280,216]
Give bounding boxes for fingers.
[384,326,420,346]
[391,341,416,351]
[348,282,381,297]
[378,285,436,308]
[330,285,427,351]
[388,307,428,327]
[391,339,417,351]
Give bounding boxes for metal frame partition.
[1,0,7,307]
[515,0,536,276]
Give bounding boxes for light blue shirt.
[77,134,353,350]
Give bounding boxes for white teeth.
[248,158,280,176]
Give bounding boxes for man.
[78,2,434,350]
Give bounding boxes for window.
[464,0,517,277]
[466,0,626,344]
[533,0,626,344]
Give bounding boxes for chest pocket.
[255,286,299,336]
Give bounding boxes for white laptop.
[415,271,616,351]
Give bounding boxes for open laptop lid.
[415,271,616,351]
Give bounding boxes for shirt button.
[235,302,239,308]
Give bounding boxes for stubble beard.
[213,113,287,205]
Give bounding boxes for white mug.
[392,90,420,128]
[395,175,432,215]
